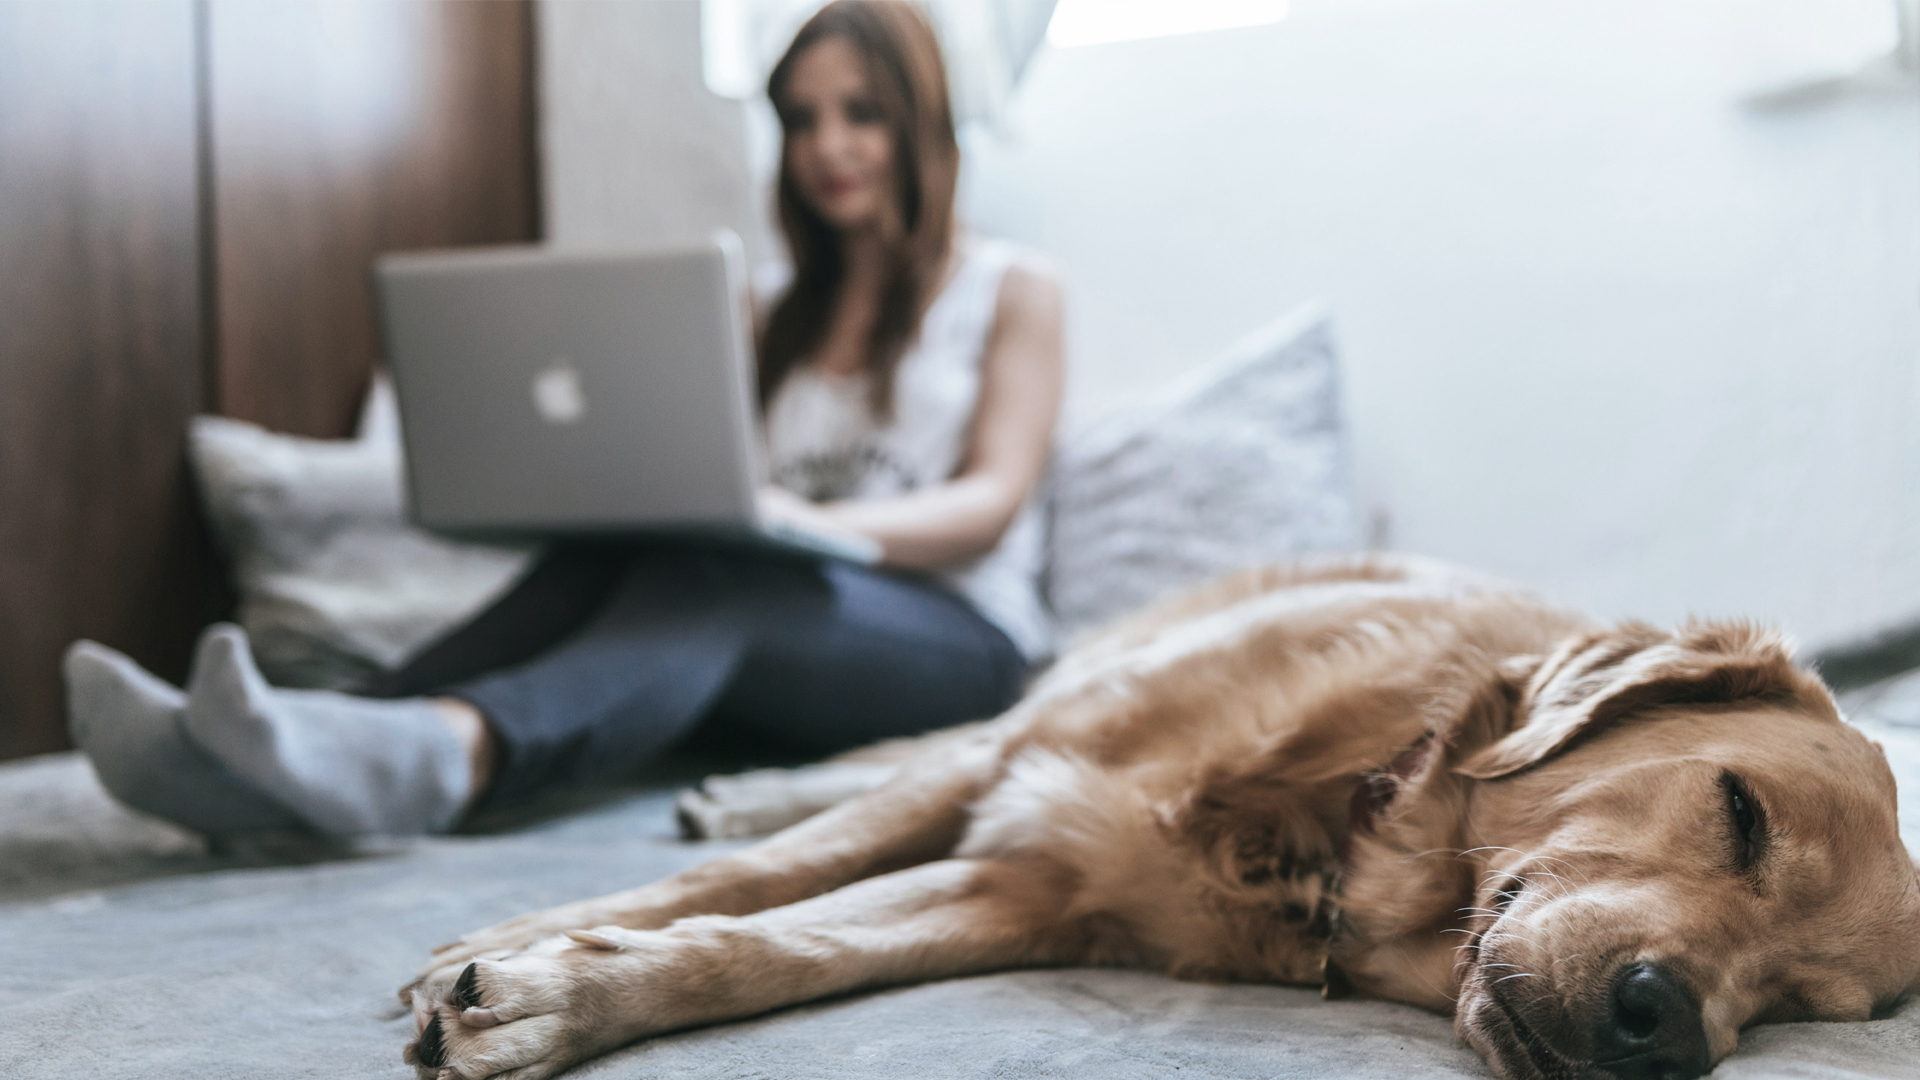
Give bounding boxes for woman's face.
[780,37,895,233]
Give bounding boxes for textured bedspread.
[3,679,1918,1079]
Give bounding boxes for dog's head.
[1451,621,1920,1080]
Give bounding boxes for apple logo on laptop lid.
[532,360,585,425]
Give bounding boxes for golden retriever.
[402,555,1920,1080]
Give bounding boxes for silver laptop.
[374,232,879,563]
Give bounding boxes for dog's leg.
[405,856,1087,1080]
[673,760,900,840]
[412,722,1011,988]
[672,718,1006,837]
[673,720,1003,840]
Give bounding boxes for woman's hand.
[757,486,880,550]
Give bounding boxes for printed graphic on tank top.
[763,237,1053,660]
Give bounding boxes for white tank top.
[762,238,1052,660]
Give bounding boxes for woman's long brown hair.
[759,0,959,418]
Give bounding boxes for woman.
[64,0,1062,839]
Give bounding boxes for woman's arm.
[761,259,1064,570]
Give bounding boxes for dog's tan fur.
[402,556,1920,1080]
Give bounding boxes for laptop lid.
[376,234,761,539]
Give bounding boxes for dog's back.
[954,556,1587,983]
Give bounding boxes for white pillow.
[1046,302,1361,637]
[189,380,536,689]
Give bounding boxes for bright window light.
[1045,0,1288,49]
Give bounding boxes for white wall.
[961,0,1920,649]
[542,0,1920,650]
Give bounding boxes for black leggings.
[366,543,1029,808]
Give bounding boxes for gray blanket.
[4,677,1920,1079]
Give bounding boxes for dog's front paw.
[402,928,651,1080]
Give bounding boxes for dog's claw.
[413,1014,447,1068]
[461,1006,500,1028]
[451,962,483,1009]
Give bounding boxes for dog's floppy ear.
[1911,859,1920,997]
[1904,853,1920,999]
[1458,620,1824,780]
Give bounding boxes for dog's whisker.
[1460,846,1532,861]
[1507,888,1557,914]
[1459,848,1595,891]
[1481,926,1546,947]
[1493,971,1540,984]
[1400,847,1470,862]
[1519,855,1594,888]
[1528,860,1574,887]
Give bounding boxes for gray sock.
[182,624,472,838]
[64,641,304,835]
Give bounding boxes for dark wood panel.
[209,0,540,438]
[0,0,537,761]
[0,1,215,760]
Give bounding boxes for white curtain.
[1898,0,1920,70]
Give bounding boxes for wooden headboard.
[0,0,539,760]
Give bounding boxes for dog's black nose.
[1592,962,1711,1080]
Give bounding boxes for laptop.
[374,232,880,564]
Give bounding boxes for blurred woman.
[65,0,1063,838]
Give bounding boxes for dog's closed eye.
[1720,772,1766,878]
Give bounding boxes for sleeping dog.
[403,556,1920,1080]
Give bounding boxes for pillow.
[1046,302,1361,637]
[189,379,536,690]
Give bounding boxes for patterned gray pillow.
[1045,302,1361,638]
[188,380,535,690]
